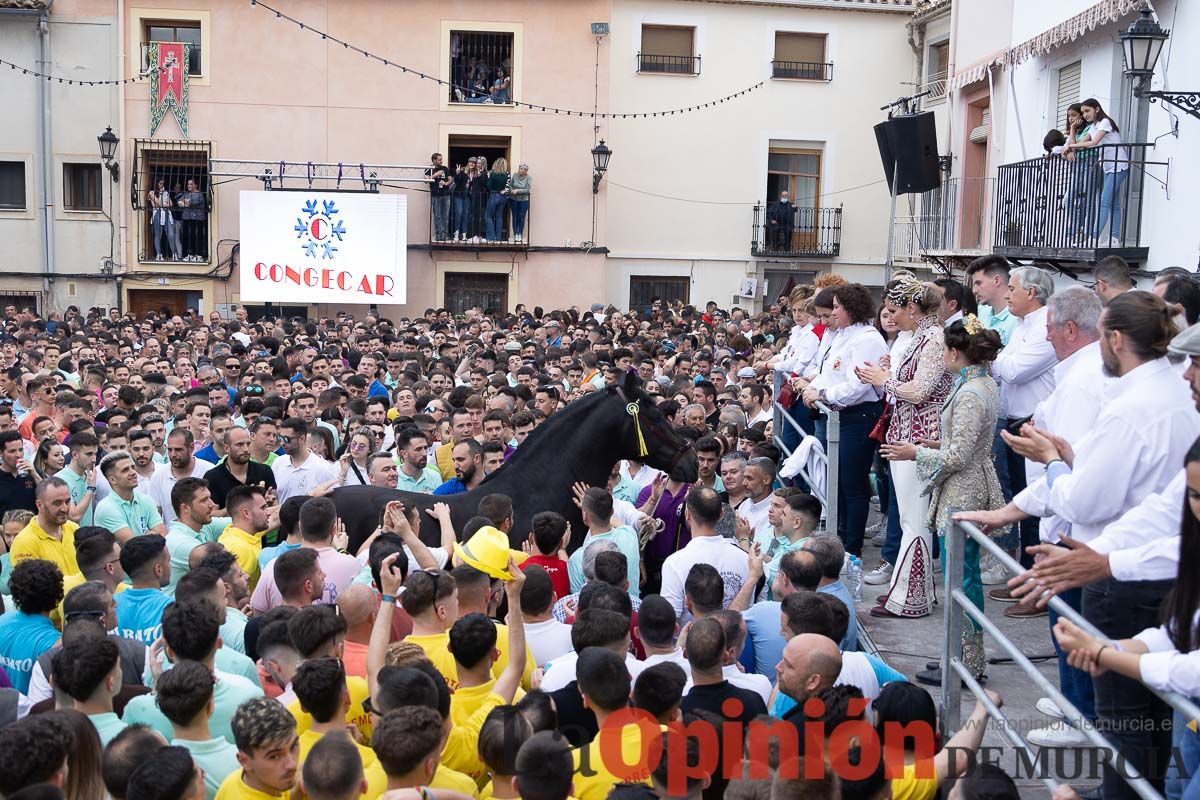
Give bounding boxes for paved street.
[856,519,1102,797]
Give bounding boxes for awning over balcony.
[1004,0,1141,66]
[948,0,1141,92]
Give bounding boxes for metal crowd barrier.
[940,519,1200,799]
[771,370,839,537]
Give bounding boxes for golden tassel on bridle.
[626,403,649,458]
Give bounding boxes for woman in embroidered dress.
[856,278,953,618]
[881,317,1004,679]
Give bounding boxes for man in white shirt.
[271,417,336,503]
[961,293,1200,796]
[735,458,775,537]
[739,383,772,428]
[934,277,971,328]
[987,287,1106,746]
[148,428,215,526]
[519,564,573,668]
[660,488,748,622]
[991,266,1057,573]
[637,595,692,690]
[538,607,644,693]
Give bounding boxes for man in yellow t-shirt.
[372,705,479,797]
[217,485,274,591]
[451,564,536,689]
[572,650,665,800]
[215,697,299,800]
[283,605,373,743]
[375,553,529,785]
[291,657,386,798]
[399,568,462,690]
[10,479,80,581]
[447,612,526,727]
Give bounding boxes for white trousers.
[890,458,931,561]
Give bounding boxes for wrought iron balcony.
[429,188,529,250]
[637,53,700,75]
[752,204,842,258]
[771,60,833,81]
[991,143,1163,264]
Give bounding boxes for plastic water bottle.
[846,555,863,602]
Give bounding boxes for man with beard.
[958,295,1200,799]
[128,429,160,490]
[395,428,441,494]
[148,428,216,526]
[166,477,230,592]
[272,417,336,504]
[433,438,484,496]
[205,426,276,513]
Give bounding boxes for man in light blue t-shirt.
[113,534,173,644]
[55,433,102,527]
[0,559,63,692]
[95,451,166,543]
[122,599,262,745]
[566,488,640,596]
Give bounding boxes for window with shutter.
[1055,62,1081,132]
[773,33,829,80]
[639,25,697,74]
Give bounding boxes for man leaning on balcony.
[768,191,795,252]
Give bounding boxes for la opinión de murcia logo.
[295,199,348,260]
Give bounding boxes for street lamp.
[591,139,611,194]
[1119,3,1200,120]
[97,126,120,181]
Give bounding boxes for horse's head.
[611,371,699,483]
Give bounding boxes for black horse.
[333,371,699,555]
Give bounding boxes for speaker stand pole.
[883,156,899,285]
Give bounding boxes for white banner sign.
[239,190,406,305]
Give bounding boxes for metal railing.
[772,370,839,536]
[892,177,992,263]
[941,519,1200,799]
[449,31,514,104]
[430,188,529,248]
[752,204,842,258]
[771,60,833,81]
[637,52,701,75]
[992,143,1165,258]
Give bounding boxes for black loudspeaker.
[874,112,940,194]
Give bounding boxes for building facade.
[2,0,924,318]
[903,0,1198,279]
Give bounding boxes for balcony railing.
[752,204,842,258]
[893,177,992,263]
[637,53,700,75]
[430,187,529,250]
[771,60,833,81]
[992,143,1162,262]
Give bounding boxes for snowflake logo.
[294,199,347,260]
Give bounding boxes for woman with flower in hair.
[880,316,1004,681]
[856,277,953,617]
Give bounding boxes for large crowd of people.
[0,257,1198,800]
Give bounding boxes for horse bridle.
[614,385,694,477]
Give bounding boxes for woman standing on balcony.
[801,283,889,557]
[147,177,177,262]
[856,278,953,617]
[451,159,472,242]
[1062,103,1094,239]
[1066,99,1129,248]
[507,164,531,244]
[486,157,511,242]
[469,156,488,244]
[881,317,1004,682]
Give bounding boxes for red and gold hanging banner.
[148,41,190,138]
